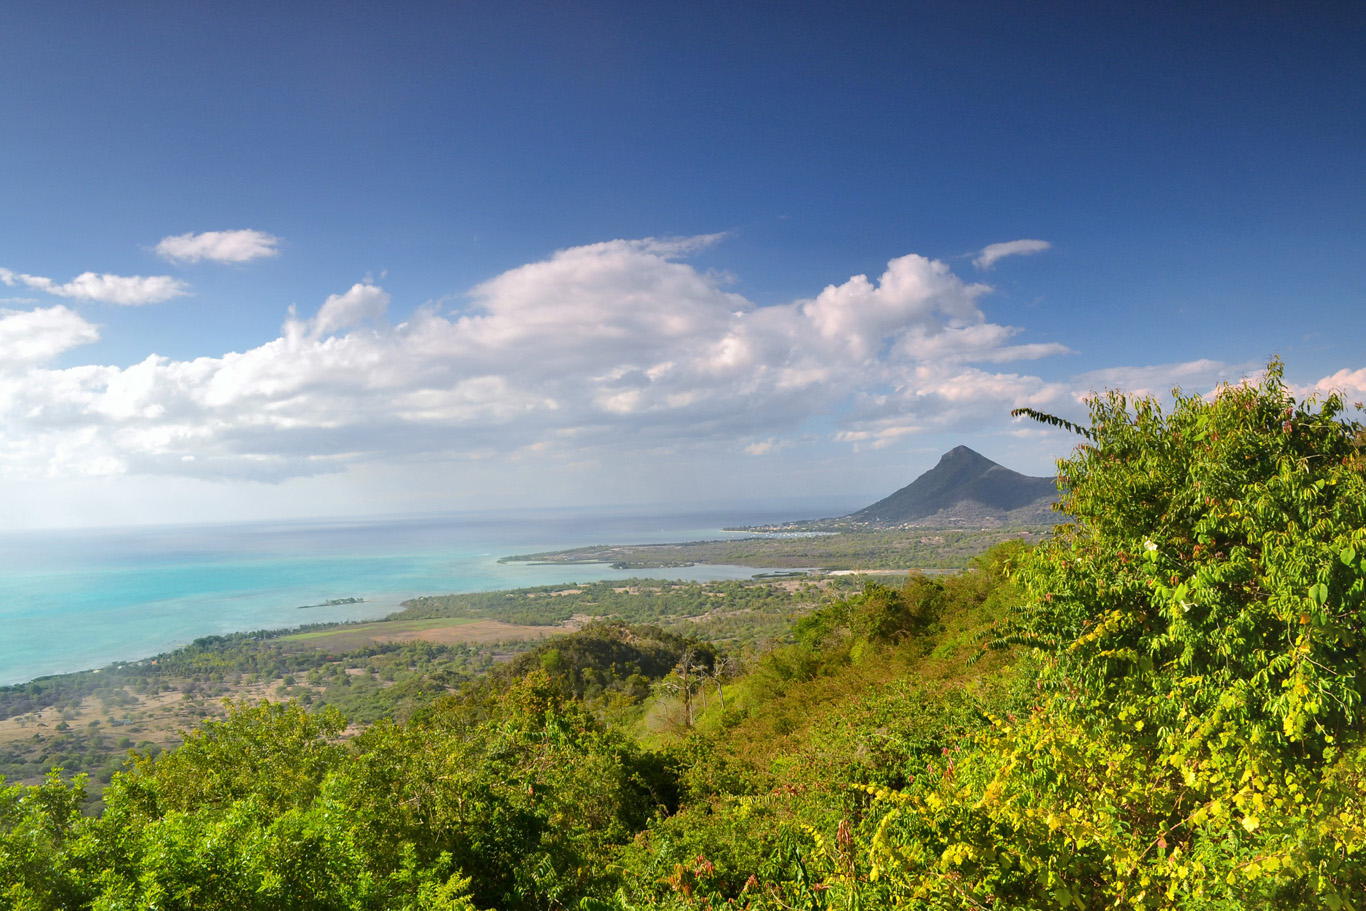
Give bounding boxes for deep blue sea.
[0,505,839,687]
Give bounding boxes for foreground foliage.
[841,364,1366,910]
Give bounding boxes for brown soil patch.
[371,620,561,646]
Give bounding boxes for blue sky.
[2,1,1364,528]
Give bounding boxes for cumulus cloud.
[0,237,1083,482]
[0,306,100,369]
[1300,367,1366,402]
[0,267,188,305]
[307,283,390,338]
[974,239,1051,270]
[155,229,281,264]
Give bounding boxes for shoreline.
[0,562,803,689]
[2,521,1046,689]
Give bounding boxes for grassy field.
[281,617,567,650]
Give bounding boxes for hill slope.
[849,445,1057,524]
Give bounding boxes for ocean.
[0,505,826,687]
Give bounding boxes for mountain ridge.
[847,445,1058,525]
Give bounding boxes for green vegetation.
[792,362,1366,909]
[4,362,1364,908]
[0,576,851,789]
[0,545,1029,909]
[0,631,528,788]
[394,577,858,643]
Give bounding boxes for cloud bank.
[0,267,188,305]
[0,237,1352,487]
[974,239,1052,269]
[155,229,281,264]
[0,239,1071,480]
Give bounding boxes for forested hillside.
[0,577,852,788]
[4,363,1365,910]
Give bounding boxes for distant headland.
[502,447,1061,571]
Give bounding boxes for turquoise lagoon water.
[0,506,815,687]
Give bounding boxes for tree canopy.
[861,361,1366,909]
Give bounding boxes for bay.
[0,504,825,686]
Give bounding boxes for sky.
[2,1,1364,529]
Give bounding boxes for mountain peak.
[848,447,1057,525]
[939,445,989,464]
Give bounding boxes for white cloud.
[974,239,1051,269]
[308,283,390,338]
[1,267,188,305]
[836,365,1076,450]
[155,229,281,264]
[1071,359,1249,401]
[0,306,100,369]
[1302,367,1366,403]
[635,233,728,257]
[0,238,1080,483]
